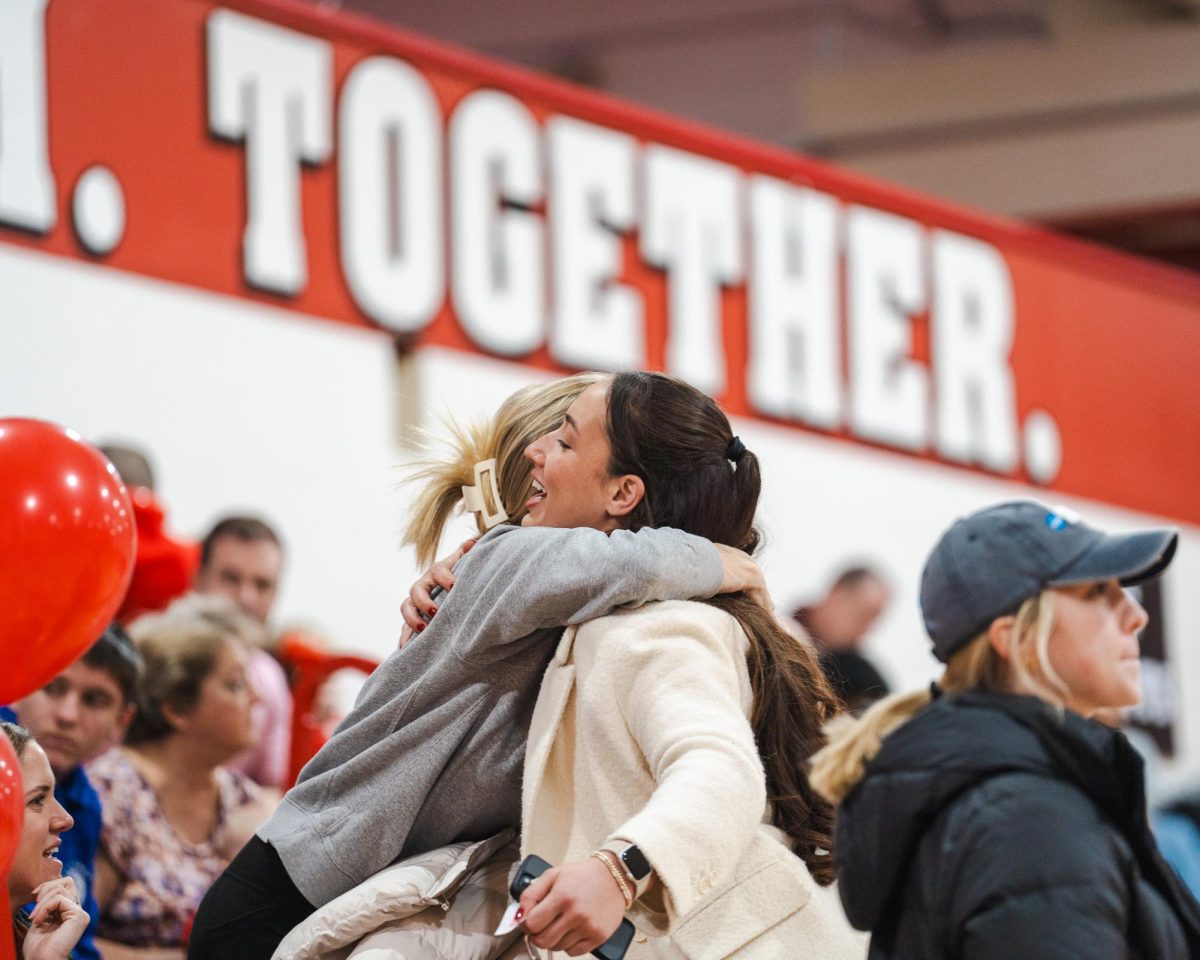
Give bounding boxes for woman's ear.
[158,700,191,735]
[606,473,645,520]
[987,615,1016,662]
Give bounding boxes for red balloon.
[1,733,21,960]
[0,733,21,878]
[0,420,136,703]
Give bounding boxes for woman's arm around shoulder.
[435,525,731,656]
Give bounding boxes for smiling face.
[14,661,133,776]
[521,379,642,532]
[1047,578,1149,716]
[8,742,74,904]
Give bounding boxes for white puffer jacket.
[272,832,524,960]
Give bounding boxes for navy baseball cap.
[920,500,1177,662]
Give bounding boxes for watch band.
[602,840,653,898]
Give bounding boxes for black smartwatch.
[619,843,652,883]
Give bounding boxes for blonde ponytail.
[810,688,934,805]
[810,620,1006,805]
[402,416,500,568]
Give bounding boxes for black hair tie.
[725,435,746,463]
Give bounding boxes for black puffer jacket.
[836,690,1200,960]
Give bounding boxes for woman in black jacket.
[811,500,1200,960]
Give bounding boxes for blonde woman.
[811,500,1200,959]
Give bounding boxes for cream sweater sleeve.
[597,602,767,928]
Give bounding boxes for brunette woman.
[506,371,863,958]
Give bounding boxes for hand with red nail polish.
[400,539,477,634]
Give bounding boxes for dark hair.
[831,565,884,592]
[605,371,841,885]
[607,372,758,548]
[99,443,155,490]
[1,720,33,760]
[199,515,283,569]
[82,622,143,704]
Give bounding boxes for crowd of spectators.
[5,444,301,957]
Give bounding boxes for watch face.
[621,844,652,881]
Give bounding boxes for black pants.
[188,836,315,960]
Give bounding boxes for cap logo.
[1044,505,1081,531]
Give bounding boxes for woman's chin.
[41,857,64,882]
[1119,662,1142,703]
[234,735,258,755]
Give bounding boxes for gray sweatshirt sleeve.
[441,525,723,659]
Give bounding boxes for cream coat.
[522,600,867,960]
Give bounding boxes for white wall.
[0,244,406,657]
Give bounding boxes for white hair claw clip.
[461,458,509,531]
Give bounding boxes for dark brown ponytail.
[606,371,840,884]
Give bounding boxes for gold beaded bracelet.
[591,850,634,909]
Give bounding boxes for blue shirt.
[1155,810,1200,902]
[1,705,102,960]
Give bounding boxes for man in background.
[194,516,293,791]
[792,565,892,712]
[2,624,142,960]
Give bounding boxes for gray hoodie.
[258,523,722,907]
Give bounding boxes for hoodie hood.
[834,692,1060,931]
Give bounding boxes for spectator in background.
[100,443,200,624]
[4,721,90,960]
[1,625,141,960]
[811,501,1200,958]
[99,444,155,493]
[193,516,293,791]
[91,595,276,960]
[792,565,892,712]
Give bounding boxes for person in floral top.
[91,595,276,959]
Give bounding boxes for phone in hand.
[510,855,636,960]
